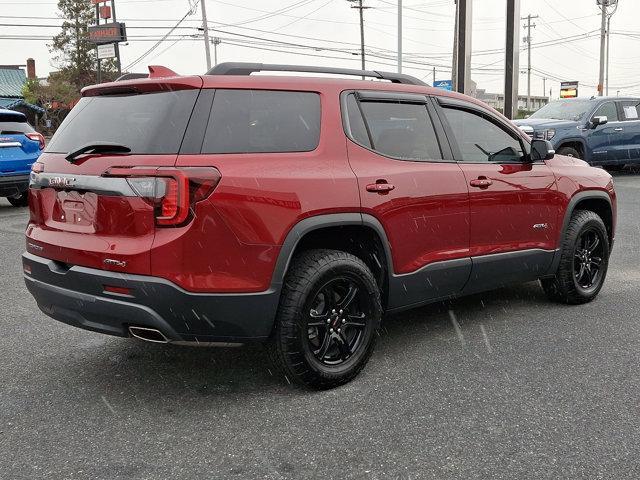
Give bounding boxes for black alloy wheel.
[573,227,605,292]
[268,249,381,389]
[306,277,369,366]
[541,210,610,304]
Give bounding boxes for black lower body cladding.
[22,253,280,343]
[0,174,29,198]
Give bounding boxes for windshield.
[529,99,593,121]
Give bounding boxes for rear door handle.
[614,127,624,132]
[469,177,493,188]
[366,181,395,194]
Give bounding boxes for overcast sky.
[2,0,640,98]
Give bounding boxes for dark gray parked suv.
[513,96,640,170]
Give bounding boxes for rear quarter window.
[621,100,640,121]
[201,89,321,154]
[46,90,199,154]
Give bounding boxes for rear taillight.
[104,166,221,226]
[26,132,45,150]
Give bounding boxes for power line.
[123,2,198,71]
[275,0,335,30]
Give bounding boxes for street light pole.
[200,0,212,70]
[212,37,221,66]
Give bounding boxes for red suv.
[23,63,616,389]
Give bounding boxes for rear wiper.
[65,142,131,163]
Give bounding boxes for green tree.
[50,0,117,91]
[21,78,41,105]
[23,73,77,108]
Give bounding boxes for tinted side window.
[345,94,371,148]
[592,102,619,122]
[358,101,442,160]
[620,101,640,121]
[442,107,525,163]
[202,90,320,154]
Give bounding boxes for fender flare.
[555,137,588,160]
[269,213,395,291]
[547,190,613,274]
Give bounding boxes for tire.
[541,210,610,304]
[267,249,382,389]
[557,146,581,159]
[6,193,28,207]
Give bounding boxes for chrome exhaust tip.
[128,326,169,344]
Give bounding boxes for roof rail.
[206,62,427,86]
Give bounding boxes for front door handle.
[469,177,493,189]
[614,127,624,132]
[366,181,395,194]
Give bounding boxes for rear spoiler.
[115,65,178,82]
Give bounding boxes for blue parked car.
[0,108,44,207]
[513,96,640,171]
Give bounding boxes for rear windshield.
[46,90,198,154]
[202,89,321,154]
[0,121,33,134]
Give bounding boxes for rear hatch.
[26,76,203,274]
[0,115,41,175]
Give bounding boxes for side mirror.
[591,115,608,128]
[531,139,555,161]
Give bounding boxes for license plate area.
[52,190,98,230]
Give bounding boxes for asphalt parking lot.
[1,171,640,480]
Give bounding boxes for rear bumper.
[22,252,280,343]
[0,174,29,197]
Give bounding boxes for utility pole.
[200,0,212,70]
[606,15,610,95]
[95,3,101,83]
[348,0,370,73]
[543,77,547,98]
[452,0,458,88]
[111,0,122,76]
[451,0,458,91]
[522,13,538,110]
[597,0,618,96]
[504,0,521,119]
[598,1,607,96]
[453,0,472,94]
[433,66,436,86]
[397,0,402,73]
